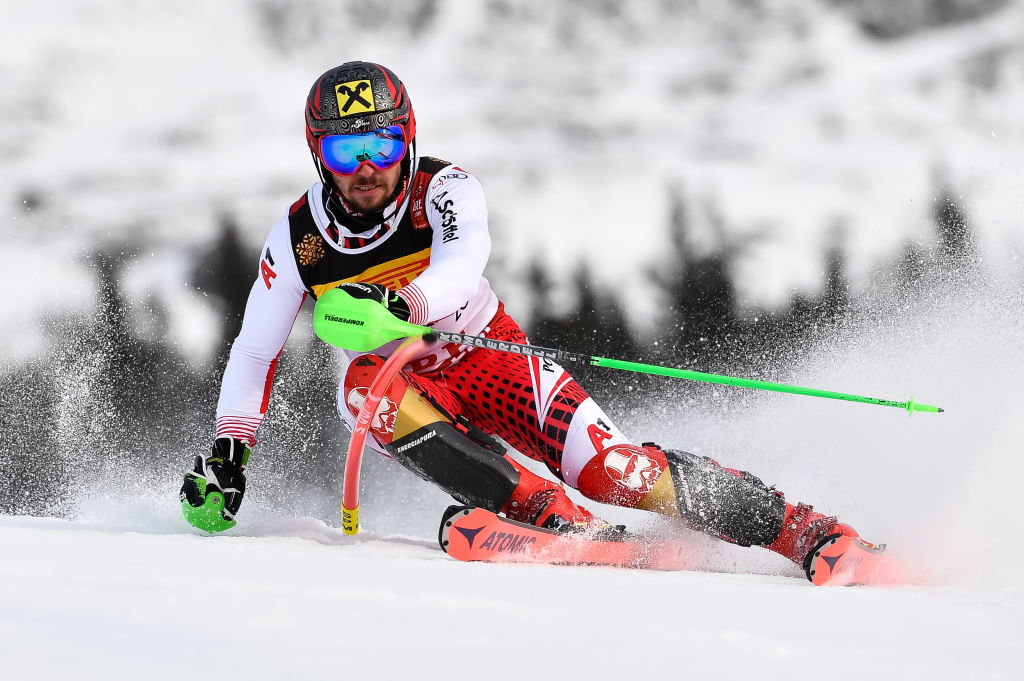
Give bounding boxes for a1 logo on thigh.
[602,445,663,494]
[575,423,668,506]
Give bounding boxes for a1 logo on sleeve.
[261,248,277,289]
[335,80,375,115]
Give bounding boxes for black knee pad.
[386,422,519,512]
[664,449,785,547]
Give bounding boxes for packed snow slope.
[3,272,1023,680]
[1,514,1019,681]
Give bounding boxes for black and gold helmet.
[305,61,416,166]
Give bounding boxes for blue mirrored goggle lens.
[319,126,407,175]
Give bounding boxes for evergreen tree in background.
[524,185,862,395]
[191,214,254,356]
[880,168,978,300]
[827,0,1010,40]
[528,260,637,359]
[777,224,853,359]
[820,223,851,325]
[526,259,642,403]
[932,171,978,271]
[87,250,169,422]
[650,188,745,369]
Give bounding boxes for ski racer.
[181,61,870,580]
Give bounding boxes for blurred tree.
[525,258,642,403]
[931,171,978,271]
[0,246,215,518]
[873,170,979,301]
[191,214,254,357]
[649,186,692,361]
[526,259,555,337]
[86,249,189,423]
[820,223,851,325]
[650,187,746,368]
[529,261,637,355]
[893,242,930,293]
[572,261,638,360]
[827,0,1010,40]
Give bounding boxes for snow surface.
[1,512,1020,681]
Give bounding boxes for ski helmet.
[305,61,417,181]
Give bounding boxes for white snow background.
[2,2,1023,679]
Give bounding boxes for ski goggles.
[319,125,407,175]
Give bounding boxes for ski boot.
[767,502,887,585]
[503,472,600,532]
[766,502,857,564]
[501,457,626,537]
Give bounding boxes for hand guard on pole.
[180,436,250,533]
[334,282,411,322]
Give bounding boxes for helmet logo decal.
[335,80,375,115]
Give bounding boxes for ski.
[805,534,891,586]
[438,506,689,571]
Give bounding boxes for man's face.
[331,161,402,213]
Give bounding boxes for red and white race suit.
[215,156,660,506]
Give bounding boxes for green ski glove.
[180,436,250,533]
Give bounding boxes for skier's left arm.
[397,168,490,325]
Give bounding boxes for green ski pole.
[313,288,943,416]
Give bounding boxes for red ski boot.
[766,502,857,565]
[502,460,606,533]
[767,502,888,586]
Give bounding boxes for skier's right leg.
[575,435,863,568]
[425,312,866,567]
[338,354,603,530]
